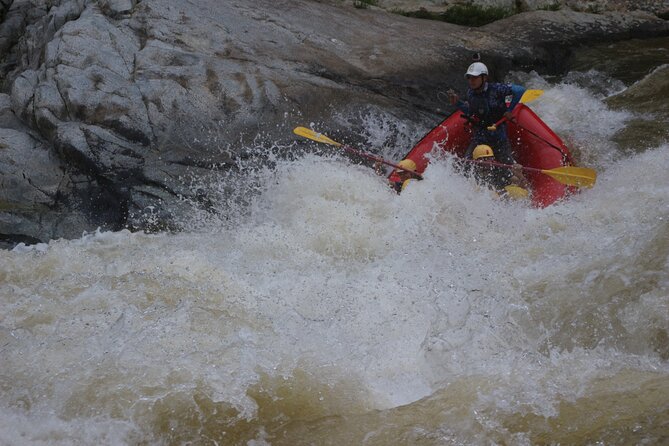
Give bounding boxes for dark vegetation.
[361,1,666,24]
[354,0,378,9]
[393,3,519,27]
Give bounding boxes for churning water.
[1,40,668,445]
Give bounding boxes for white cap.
[465,62,488,78]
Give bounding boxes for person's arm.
[507,84,526,110]
[455,99,469,114]
[448,90,470,114]
[511,163,530,188]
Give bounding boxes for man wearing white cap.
[448,61,526,165]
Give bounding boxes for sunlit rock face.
[0,0,667,246]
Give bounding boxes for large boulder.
[0,0,668,246]
[0,94,115,247]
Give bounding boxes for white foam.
[1,76,668,443]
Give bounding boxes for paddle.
[486,89,569,154]
[486,89,543,130]
[456,89,543,124]
[293,127,423,179]
[519,89,543,103]
[454,88,542,107]
[294,126,594,187]
[487,112,568,154]
[470,158,596,188]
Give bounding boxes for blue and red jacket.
[456,82,525,164]
[455,82,526,144]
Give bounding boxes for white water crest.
[1,74,668,444]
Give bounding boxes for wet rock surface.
[0,0,667,246]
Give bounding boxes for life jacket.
[467,83,511,128]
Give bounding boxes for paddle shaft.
[341,144,423,179]
[492,115,567,155]
[465,156,569,176]
[292,127,423,180]
[468,157,541,175]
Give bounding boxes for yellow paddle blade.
[293,127,341,147]
[541,166,597,187]
[520,89,544,103]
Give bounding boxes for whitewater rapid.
[1,69,668,444]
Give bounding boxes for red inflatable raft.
[388,103,576,207]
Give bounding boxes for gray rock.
[0,126,69,244]
[100,0,137,18]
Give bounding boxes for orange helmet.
[472,144,494,160]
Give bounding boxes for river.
[1,38,668,445]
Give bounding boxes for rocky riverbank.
[0,0,667,247]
